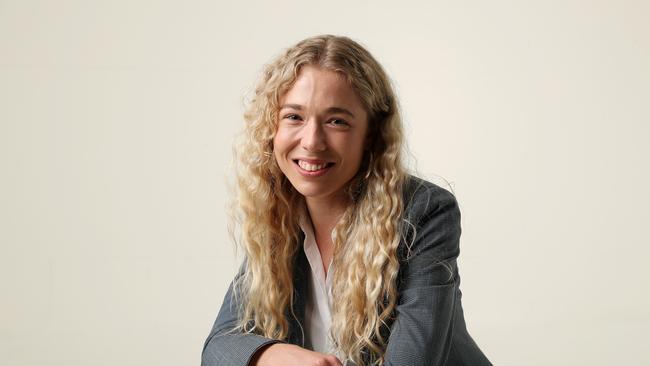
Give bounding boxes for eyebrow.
[280,103,356,118]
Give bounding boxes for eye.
[328,118,349,127]
[283,114,302,121]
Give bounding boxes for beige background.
[1,1,649,365]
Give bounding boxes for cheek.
[342,134,367,163]
[352,148,366,169]
[272,127,284,152]
[272,130,291,163]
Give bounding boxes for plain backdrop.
[1,1,649,365]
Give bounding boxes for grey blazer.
[202,176,492,366]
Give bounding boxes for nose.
[300,119,327,152]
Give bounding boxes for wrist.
[249,342,283,366]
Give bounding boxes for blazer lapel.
[287,231,309,347]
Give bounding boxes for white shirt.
[298,212,340,358]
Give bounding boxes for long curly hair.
[230,34,406,365]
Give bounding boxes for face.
[273,65,369,206]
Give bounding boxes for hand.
[251,343,343,366]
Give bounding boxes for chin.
[287,180,326,197]
[293,186,329,198]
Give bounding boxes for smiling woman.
[274,65,369,210]
[201,35,492,366]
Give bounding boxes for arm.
[201,265,344,366]
[201,264,281,366]
[382,186,462,366]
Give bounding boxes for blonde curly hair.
[230,34,407,365]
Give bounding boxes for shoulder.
[402,175,460,224]
[399,175,461,261]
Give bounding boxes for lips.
[292,159,335,174]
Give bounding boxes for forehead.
[280,65,365,111]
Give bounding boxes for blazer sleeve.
[382,186,462,366]
[201,263,282,366]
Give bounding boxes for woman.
[202,35,491,366]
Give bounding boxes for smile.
[293,159,335,176]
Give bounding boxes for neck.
[304,194,349,244]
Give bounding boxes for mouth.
[293,159,335,174]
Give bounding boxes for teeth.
[298,160,329,171]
